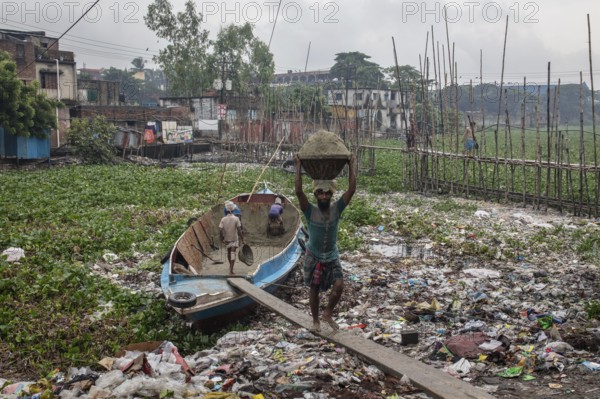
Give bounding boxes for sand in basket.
[297,130,350,180]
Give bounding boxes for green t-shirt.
[303,198,347,262]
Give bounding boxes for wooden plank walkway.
[228,278,496,399]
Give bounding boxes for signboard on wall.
[218,104,227,120]
[164,129,193,144]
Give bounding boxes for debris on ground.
[2,191,599,398]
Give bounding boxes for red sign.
[218,104,227,120]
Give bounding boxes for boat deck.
[198,244,288,276]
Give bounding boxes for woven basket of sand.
[298,130,350,180]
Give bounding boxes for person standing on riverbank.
[294,154,357,332]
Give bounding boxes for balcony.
[35,48,75,63]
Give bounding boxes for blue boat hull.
[160,189,305,324]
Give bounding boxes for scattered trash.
[581,361,600,371]
[4,192,600,398]
[1,247,25,262]
[497,366,523,378]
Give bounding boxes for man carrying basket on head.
[294,153,357,332]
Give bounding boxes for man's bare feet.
[321,313,339,330]
[310,321,321,332]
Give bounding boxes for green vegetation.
[68,116,118,164]
[584,300,600,320]
[0,50,59,137]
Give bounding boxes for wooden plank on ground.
[228,278,495,399]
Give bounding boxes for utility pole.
[54,59,61,147]
[217,57,230,141]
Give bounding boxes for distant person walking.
[463,119,478,156]
[294,154,357,332]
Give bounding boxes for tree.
[207,23,274,95]
[383,65,421,92]
[0,50,58,137]
[330,52,385,89]
[266,84,327,119]
[139,68,166,104]
[145,2,274,98]
[102,67,141,104]
[145,0,209,97]
[68,116,117,164]
[130,57,146,72]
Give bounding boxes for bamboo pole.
[442,44,448,184]
[493,16,509,202]
[453,60,459,194]
[431,27,440,191]
[579,72,585,216]
[521,77,527,207]
[545,62,551,211]
[558,129,564,213]
[392,36,411,189]
[550,82,560,203]
[587,14,599,216]
[554,81,562,210]
[479,49,488,200]
[566,125,576,213]
[535,87,542,210]
[504,92,510,202]
[425,57,433,193]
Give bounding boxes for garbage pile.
[2,193,599,398]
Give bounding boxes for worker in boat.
[219,201,245,275]
[267,197,284,236]
[294,153,357,332]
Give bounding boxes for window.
[355,93,363,101]
[87,89,98,102]
[391,92,397,100]
[40,72,57,89]
[335,93,342,101]
[16,44,25,59]
[372,93,378,100]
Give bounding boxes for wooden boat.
[160,187,305,326]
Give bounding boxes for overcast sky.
[3,0,600,85]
